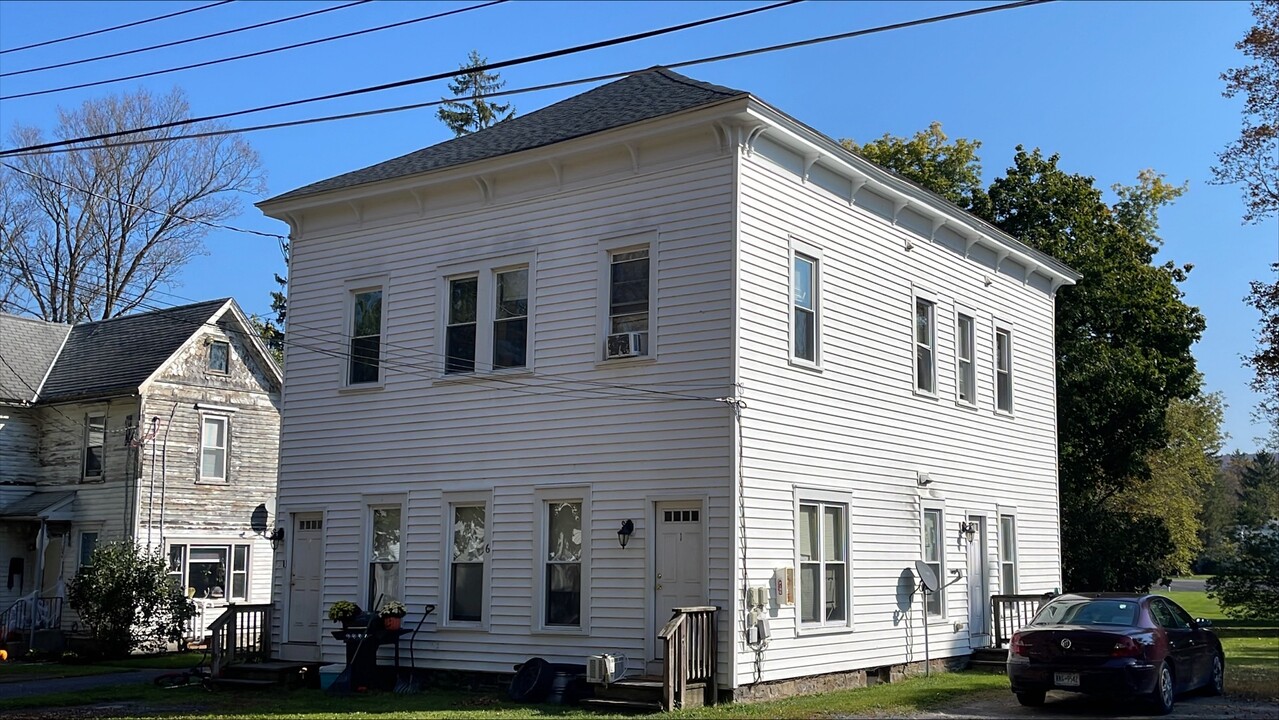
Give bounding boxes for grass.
[1153,588,1279,699]
[0,662,127,681]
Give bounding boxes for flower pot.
[382,616,401,631]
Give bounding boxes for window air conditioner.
[605,332,647,359]
[586,653,620,684]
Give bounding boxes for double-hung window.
[448,502,487,623]
[200,416,229,482]
[956,313,976,405]
[208,341,230,373]
[995,327,1013,413]
[79,532,99,567]
[1000,515,1018,594]
[798,501,848,626]
[444,261,531,374]
[168,543,250,601]
[792,252,818,363]
[368,506,402,608]
[83,414,106,479]
[915,297,936,394]
[544,500,583,627]
[922,508,944,616]
[348,288,384,385]
[606,247,650,357]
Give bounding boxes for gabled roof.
[266,68,746,203]
[38,299,230,402]
[0,315,70,404]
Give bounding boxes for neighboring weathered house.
[0,299,282,651]
[257,68,1078,703]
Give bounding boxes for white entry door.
[967,515,991,649]
[652,502,706,661]
[287,513,324,644]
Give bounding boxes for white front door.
[287,513,324,644]
[652,502,706,662]
[967,515,991,648]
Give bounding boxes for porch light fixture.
[268,527,285,551]
[959,521,977,541]
[617,519,634,549]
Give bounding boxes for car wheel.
[1016,690,1046,707]
[1206,653,1224,696]
[1150,661,1175,715]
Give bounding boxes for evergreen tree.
[1237,451,1279,527]
[436,50,515,137]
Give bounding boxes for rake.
[394,604,435,694]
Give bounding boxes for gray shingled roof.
[0,315,70,404]
[267,68,746,203]
[39,299,229,402]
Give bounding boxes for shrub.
[66,540,195,658]
[1207,524,1279,620]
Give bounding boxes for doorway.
[287,513,324,645]
[651,501,706,664]
[966,515,991,649]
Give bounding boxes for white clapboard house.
[0,299,282,652]
[258,68,1078,704]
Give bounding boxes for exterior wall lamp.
[268,527,285,551]
[617,519,634,549]
[958,521,978,541]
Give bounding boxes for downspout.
[157,403,177,549]
[147,419,158,548]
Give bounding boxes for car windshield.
[1031,599,1138,627]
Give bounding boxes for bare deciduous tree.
[1,88,265,323]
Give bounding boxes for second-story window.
[200,416,229,481]
[208,341,229,373]
[956,313,976,405]
[915,298,936,394]
[793,253,818,363]
[83,414,105,479]
[995,327,1013,413]
[349,288,383,385]
[607,248,649,357]
[447,277,478,373]
[493,268,528,369]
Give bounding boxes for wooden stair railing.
[208,603,272,677]
[657,606,719,711]
[992,594,1050,647]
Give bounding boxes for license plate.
[1054,672,1080,687]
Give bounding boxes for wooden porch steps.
[582,675,709,711]
[969,647,1008,673]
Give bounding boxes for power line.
[1,0,1054,159]
[0,1,513,101]
[0,0,802,156]
[1,0,371,79]
[0,1,233,55]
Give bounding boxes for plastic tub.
[319,667,341,690]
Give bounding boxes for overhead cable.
[0,0,233,55]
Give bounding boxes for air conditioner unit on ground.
[586,653,622,684]
[606,332,647,359]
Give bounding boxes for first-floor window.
[369,507,402,608]
[449,504,486,622]
[544,501,582,627]
[1000,515,1018,594]
[923,508,944,616]
[79,532,99,567]
[798,501,847,625]
[168,543,250,601]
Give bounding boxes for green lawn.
[0,662,127,681]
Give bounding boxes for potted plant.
[327,601,361,627]
[378,600,407,630]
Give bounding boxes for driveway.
[0,668,169,701]
[908,690,1278,719]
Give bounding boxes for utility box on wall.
[773,566,794,606]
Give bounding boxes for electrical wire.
[0,1,233,56]
[0,0,802,155]
[0,1,512,101]
[0,0,1054,159]
[0,1,371,79]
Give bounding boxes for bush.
[1207,525,1279,620]
[66,541,195,658]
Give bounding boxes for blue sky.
[0,0,1274,450]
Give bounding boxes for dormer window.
[208,341,230,373]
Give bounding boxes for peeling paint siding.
[0,407,41,484]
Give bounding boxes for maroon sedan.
[1006,593,1224,714]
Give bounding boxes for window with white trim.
[956,313,976,405]
[446,276,478,373]
[83,413,105,479]
[208,341,230,373]
[793,253,818,363]
[368,506,402,608]
[798,501,847,625]
[915,298,936,394]
[923,508,944,616]
[448,502,487,623]
[443,261,531,374]
[79,531,98,567]
[1000,514,1018,594]
[168,543,250,601]
[544,500,583,627]
[606,247,649,356]
[995,327,1013,413]
[348,288,383,385]
[493,268,529,369]
[200,415,229,481]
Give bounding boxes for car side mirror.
[1194,618,1213,629]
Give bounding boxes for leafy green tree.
[1198,452,1248,573]
[1207,527,1279,620]
[1245,267,1278,447]
[436,50,515,137]
[840,122,986,211]
[1212,0,1278,223]
[1237,451,1279,527]
[66,541,195,657]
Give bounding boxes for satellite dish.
[914,560,939,592]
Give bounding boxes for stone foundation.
[725,655,969,704]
